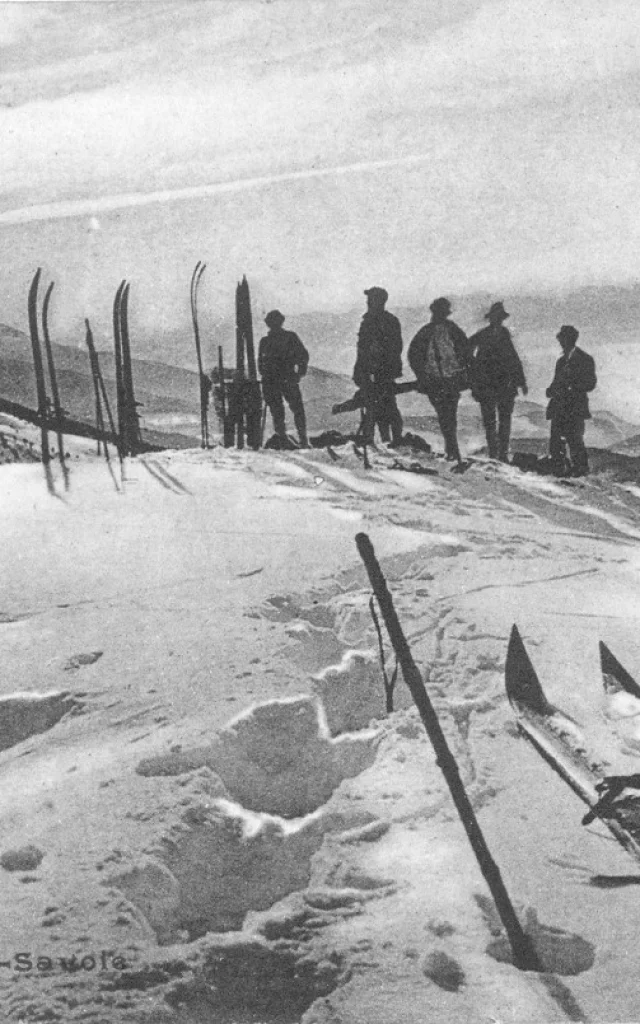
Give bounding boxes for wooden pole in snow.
[355,531,542,973]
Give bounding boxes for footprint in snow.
[64,651,103,671]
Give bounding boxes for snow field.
[3,443,640,1021]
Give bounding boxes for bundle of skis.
[214,275,263,450]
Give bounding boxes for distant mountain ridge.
[30,281,639,381]
[0,322,358,442]
[1,319,636,449]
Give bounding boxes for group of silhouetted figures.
[256,288,597,478]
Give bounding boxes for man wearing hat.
[353,287,404,446]
[258,310,310,447]
[408,297,471,464]
[546,325,597,477]
[469,301,528,462]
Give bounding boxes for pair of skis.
[189,266,263,450]
[112,280,141,457]
[27,269,69,490]
[231,276,262,449]
[190,261,210,449]
[506,625,640,866]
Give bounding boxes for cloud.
[393,0,640,107]
[1,0,640,321]
[0,5,47,48]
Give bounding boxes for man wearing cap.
[546,325,596,477]
[408,297,471,464]
[353,287,404,446]
[469,301,528,462]
[258,310,310,447]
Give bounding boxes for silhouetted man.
[353,287,403,446]
[408,297,471,464]
[546,325,596,477]
[470,301,528,462]
[258,310,309,447]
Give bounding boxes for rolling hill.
[0,323,359,444]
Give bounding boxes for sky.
[1,0,640,353]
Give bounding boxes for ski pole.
[355,532,543,973]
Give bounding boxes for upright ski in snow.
[41,282,70,490]
[506,624,640,865]
[190,261,209,448]
[233,279,246,449]
[86,319,106,452]
[119,282,141,454]
[235,276,262,449]
[27,269,50,467]
[218,345,234,448]
[85,319,121,491]
[112,280,127,456]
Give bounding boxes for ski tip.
[505,625,554,715]
[600,641,640,699]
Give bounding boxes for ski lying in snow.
[506,624,640,865]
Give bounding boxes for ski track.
[436,566,600,602]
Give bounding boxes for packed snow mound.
[136,695,379,817]
[0,690,83,752]
[312,649,413,736]
[159,931,347,1021]
[112,797,373,943]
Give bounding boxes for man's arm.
[258,337,266,377]
[387,314,403,378]
[578,353,597,393]
[407,325,429,380]
[546,357,563,398]
[505,336,527,392]
[292,334,309,377]
[450,322,472,372]
[353,320,371,385]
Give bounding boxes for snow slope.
[2,436,640,1022]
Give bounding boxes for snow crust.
[2,439,640,1022]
